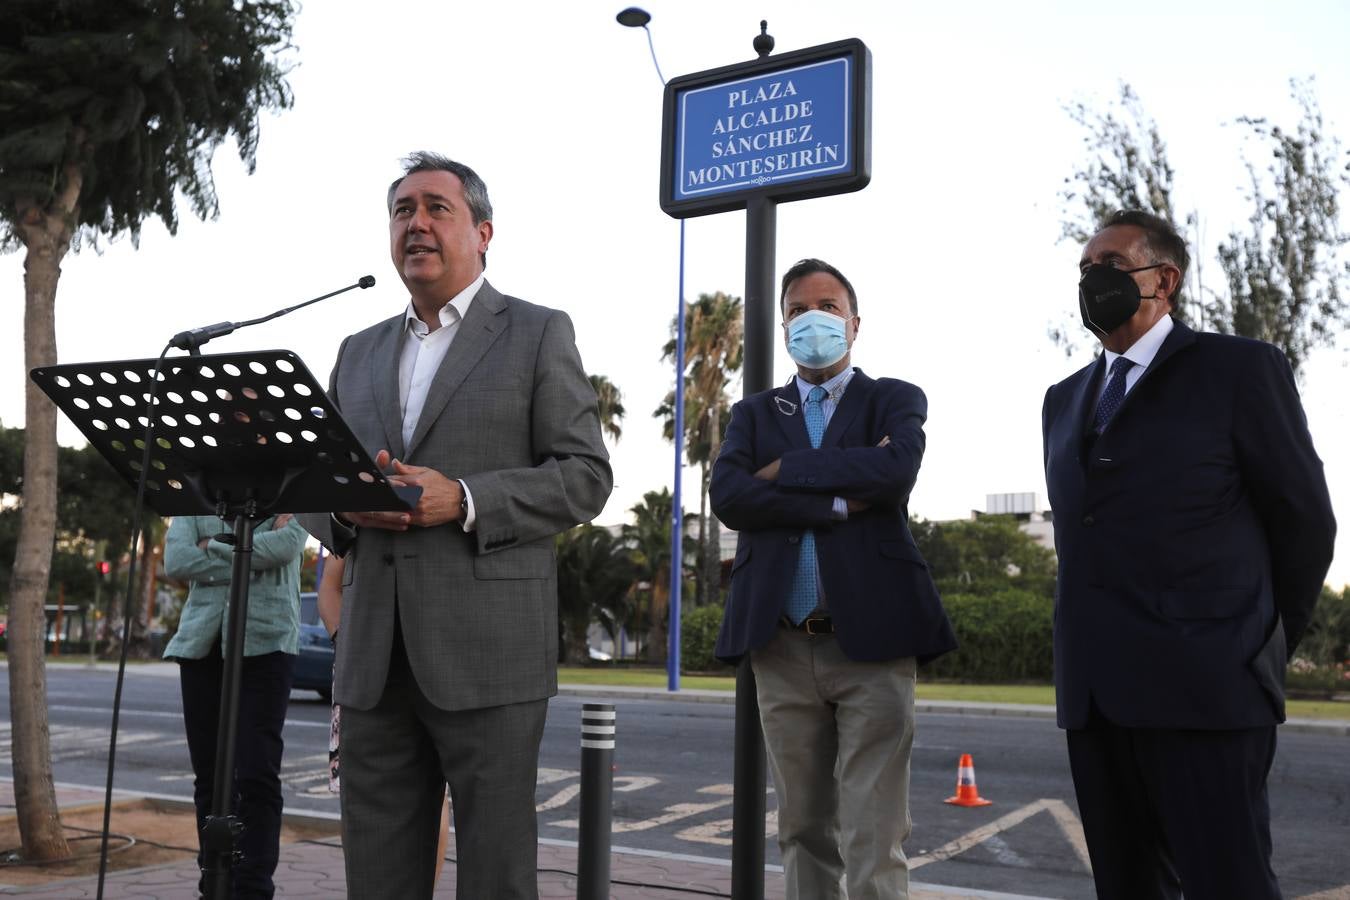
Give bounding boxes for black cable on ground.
[94,343,175,900]
[0,834,135,867]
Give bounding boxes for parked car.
[292,591,334,701]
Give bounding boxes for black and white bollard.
[576,702,615,900]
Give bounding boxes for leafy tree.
[1059,80,1350,379]
[1060,83,1183,249]
[0,1,296,861]
[555,524,637,664]
[909,515,1057,600]
[0,430,153,626]
[589,373,626,443]
[1212,81,1350,377]
[1299,584,1350,668]
[655,292,743,607]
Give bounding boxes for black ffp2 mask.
[1078,263,1164,335]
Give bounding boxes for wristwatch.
[458,481,469,522]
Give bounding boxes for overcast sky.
[2,0,1347,586]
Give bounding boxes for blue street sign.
[661,39,870,218]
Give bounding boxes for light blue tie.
[785,386,828,624]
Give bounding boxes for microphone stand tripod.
[31,340,414,899]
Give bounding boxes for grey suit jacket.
[302,280,612,712]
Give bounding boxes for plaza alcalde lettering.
[688,80,839,190]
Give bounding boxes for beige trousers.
[751,625,917,900]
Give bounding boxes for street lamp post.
[618,12,771,898]
[617,7,683,693]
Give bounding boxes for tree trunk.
[8,166,82,860]
[568,615,591,666]
[128,525,160,657]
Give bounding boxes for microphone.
[169,275,376,352]
[168,321,238,351]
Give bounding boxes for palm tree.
[589,374,626,443]
[621,490,674,662]
[555,524,637,665]
[655,292,744,606]
[621,489,697,662]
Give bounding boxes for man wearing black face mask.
[1042,210,1336,900]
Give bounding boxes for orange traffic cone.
[944,753,992,807]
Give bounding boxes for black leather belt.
[782,615,834,635]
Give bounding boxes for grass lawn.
[557,667,1350,721]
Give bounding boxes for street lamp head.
[616,7,652,27]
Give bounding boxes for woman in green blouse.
[163,513,307,899]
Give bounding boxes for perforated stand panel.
[32,350,410,517]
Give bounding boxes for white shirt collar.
[1104,313,1174,374]
[402,273,484,337]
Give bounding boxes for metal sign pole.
[655,22,870,898]
[730,192,776,900]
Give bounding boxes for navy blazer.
[1042,321,1336,730]
[711,369,957,665]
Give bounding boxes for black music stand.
[32,349,416,899]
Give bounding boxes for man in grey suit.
[302,152,612,898]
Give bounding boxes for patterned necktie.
[1093,357,1136,434]
[785,386,828,624]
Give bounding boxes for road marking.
[676,808,779,846]
[549,783,733,832]
[613,776,661,793]
[1041,798,1092,872]
[42,704,330,729]
[983,834,1029,867]
[537,783,580,812]
[0,724,180,762]
[910,798,1091,875]
[535,773,658,812]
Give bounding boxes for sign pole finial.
[753,20,774,57]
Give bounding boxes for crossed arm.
[711,384,927,533]
[164,514,308,583]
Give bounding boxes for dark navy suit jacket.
[1042,320,1336,730]
[710,369,956,665]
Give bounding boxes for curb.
[49,664,1350,736]
[557,684,1350,736]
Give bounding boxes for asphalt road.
[3,663,1347,899]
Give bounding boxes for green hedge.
[925,589,1055,682]
[682,604,731,672]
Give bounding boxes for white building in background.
[975,492,1055,551]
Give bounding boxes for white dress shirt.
[1095,313,1174,406]
[397,273,484,530]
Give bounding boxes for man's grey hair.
[387,152,493,223]
[387,151,493,269]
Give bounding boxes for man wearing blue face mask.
[1043,210,1335,900]
[710,258,956,900]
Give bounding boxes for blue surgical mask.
[785,309,850,369]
